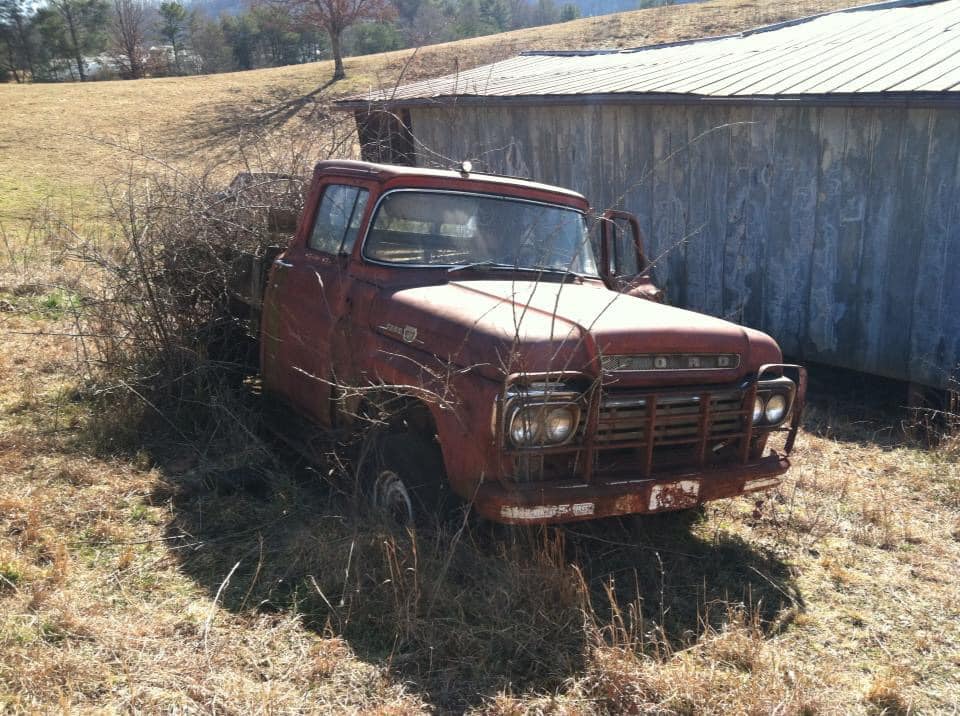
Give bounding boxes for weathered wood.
[684,106,712,315]
[910,110,960,387]
[743,106,776,331]
[806,107,846,360]
[832,106,874,366]
[879,108,929,382]
[856,107,901,378]
[722,107,754,328]
[407,103,960,388]
[621,106,656,259]
[707,108,735,320]
[942,128,960,390]
[762,105,819,355]
[661,104,690,305]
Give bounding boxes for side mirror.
[599,210,663,302]
[600,209,646,278]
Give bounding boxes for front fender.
[369,338,503,498]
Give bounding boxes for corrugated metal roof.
[340,0,960,108]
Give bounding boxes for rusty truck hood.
[371,278,776,383]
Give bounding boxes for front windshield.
[363,190,600,277]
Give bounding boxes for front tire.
[371,467,416,525]
[361,432,449,527]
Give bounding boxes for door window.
[341,191,369,253]
[308,184,370,255]
[609,218,641,277]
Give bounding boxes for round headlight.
[752,396,765,424]
[765,393,788,424]
[544,406,575,443]
[510,408,542,446]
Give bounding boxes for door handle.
[274,259,294,269]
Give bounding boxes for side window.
[341,191,369,253]
[308,184,369,254]
[610,219,640,276]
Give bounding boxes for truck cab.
[258,159,806,525]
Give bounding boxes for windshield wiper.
[526,265,583,281]
[447,260,518,273]
[448,261,583,281]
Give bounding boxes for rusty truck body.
[242,159,806,525]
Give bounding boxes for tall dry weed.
[50,125,353,458]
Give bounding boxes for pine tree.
[48,0,109,80]
[158,1,189,74]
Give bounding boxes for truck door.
[263,180,370,425]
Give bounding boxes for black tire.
[201,314,257,387]
[360,431,451,528]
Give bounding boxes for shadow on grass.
[164,49,457,159]
[150,450,802,712]
[798,360,934,447]
[168,80,339,158]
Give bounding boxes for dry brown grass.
[2,289,959,711]
[0,315,429,713]
[3,0,959,712]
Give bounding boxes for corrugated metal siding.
[409,103,960,388]
[344,0,960,105]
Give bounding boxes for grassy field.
[2,0,960,712]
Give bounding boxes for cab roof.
[313,160,588,206]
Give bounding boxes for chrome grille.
[596,390,743,447]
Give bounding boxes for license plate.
[649,480,700,511]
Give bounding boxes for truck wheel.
[362,432,449,527]
[201,314,257,387]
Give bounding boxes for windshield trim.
[358,188,599,277]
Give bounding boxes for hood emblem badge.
[379,322,422,344]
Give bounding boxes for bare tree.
[282,0,394,81]
[110,0,146,79]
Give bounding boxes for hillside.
[3,0,958,713]
[1,0,859,227]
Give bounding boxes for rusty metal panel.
[340,1,960,110]
[406,101,960,388]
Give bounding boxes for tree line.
[0,0,589,83]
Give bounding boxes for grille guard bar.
[496,365,807,483]
[758,363,807,454]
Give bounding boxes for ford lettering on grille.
[601,353,740,372]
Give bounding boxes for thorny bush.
[71,129,345,453]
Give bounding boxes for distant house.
[146,46,204,75]
[46,55,120,81]
[47,54,135,81]
[340,0,960,389]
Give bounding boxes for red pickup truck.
[238,159,805,526]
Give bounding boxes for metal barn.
[340,0,960,389]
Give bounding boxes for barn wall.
[408,103,960,388]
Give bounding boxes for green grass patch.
[0,175,97,228]
[0,288,81,320]
[0,561,23,588]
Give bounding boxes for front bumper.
[476,363,806,525]
[473,453,790,524]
